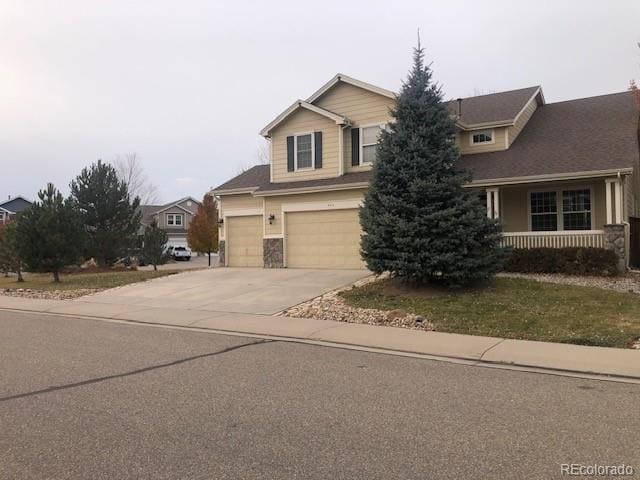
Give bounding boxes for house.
[212,74,640,270]
[139,197,201,248]
[0,196,32,225]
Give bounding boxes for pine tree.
[360,44,505,287]
[142,219,169,271]
[0,222,24,282]
[70,160,142,266]
[13,184,85,283]
[187,194,219,267]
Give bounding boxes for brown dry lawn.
[0,270,177,292]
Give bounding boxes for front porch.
[480,176,631,269]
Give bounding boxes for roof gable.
[306,73,395,104]
[260,100,348,137]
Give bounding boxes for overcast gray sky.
[1,0,639,204]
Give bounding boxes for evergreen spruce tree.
[187,194,219,267]
[13,184,85,283]
[70,160,142,266]
[360,44,505,286]
[141,219,169,271]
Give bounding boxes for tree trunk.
[53,270,60,283]
[17,262,24,283]
[153,263,157,271]
[208,250,211,267]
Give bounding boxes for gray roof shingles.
[448,86,540,126]
[0,197,32,214]
[213,165,271,192]
[214,90,639,192]
[460,91,639,181]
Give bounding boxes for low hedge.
[504,247,618,276]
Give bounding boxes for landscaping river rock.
[281,275,434,331]
[0,288,101,300]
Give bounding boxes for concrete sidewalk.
[1,295,638,380]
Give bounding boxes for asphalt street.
[1,310,639,479]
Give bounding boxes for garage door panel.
[286,209,364,269]
[227,215,263,267]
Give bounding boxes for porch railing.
[500,230,605,249]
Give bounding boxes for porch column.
[615,180,623,224]
[605,179,613,224]
[486,188,499,219]
[605,177,624,224]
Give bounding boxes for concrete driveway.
[84,267,369,315]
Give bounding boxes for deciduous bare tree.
[114,153,160,205]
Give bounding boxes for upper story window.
[360,124,384,164]
[471,130,494,145]
[167,213,184,226]
[295,133,314,170]
[530,188,592,231]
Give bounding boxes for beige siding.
[458,127,508,155]
[313,82,394,174]
[220,194,262,213]
[314,82,395,125]
[219,194,263,239]
[498,180,606,232]
[271,109,339,183]
[286,209,365,269]
[263,188,366,236]
[508,98,538,146]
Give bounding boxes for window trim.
[166,213,184,227]
[293,132,315,171]
[470,129,495,146]
[359,123,386,166]
[527,186,595,232]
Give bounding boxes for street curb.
[3,306,640,385]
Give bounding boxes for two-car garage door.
[286,209,364,269]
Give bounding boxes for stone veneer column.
[603,224,626,273]
[263,238,284,268]
[218,240,225,267]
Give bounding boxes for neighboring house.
[0,196,32,225]
[212,73,640,270]
[139,197,201,248]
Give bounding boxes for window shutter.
[286,136,295,172]
[314,131,322,168]
[351,128,360,166]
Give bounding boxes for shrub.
[504,247,618,276]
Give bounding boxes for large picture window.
[530,188,592,231]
